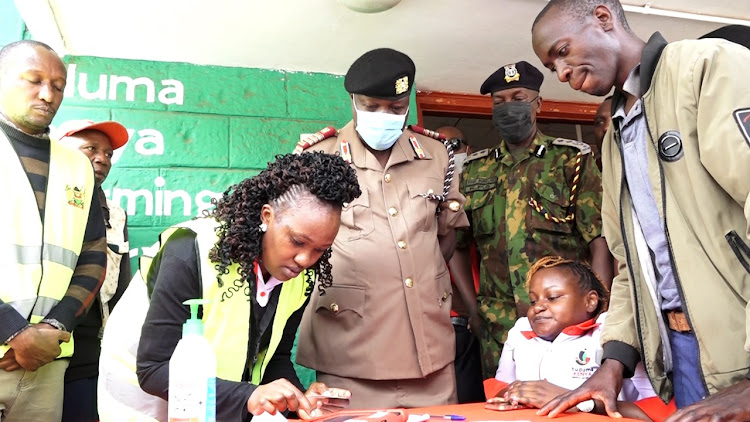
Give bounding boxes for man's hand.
[664,378,750,422]
[6,323,70,371]
[468,309,482,339]
[537,358,625,418]
[0,349,22,372]
[247,378,312,417]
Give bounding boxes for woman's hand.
[490,380,568,410]
[486,396,529,411]
[247,379,312,417]
[299,382,352,420]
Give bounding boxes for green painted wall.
[0,0,26,47]
[52,55,416,267]
[52,56,417,389]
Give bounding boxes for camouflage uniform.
[457,130,603,378]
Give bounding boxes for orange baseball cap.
[56,119,130,150]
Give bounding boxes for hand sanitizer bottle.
[168,299,217,422]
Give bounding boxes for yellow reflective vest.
[98,218,310,421]
[0,133,95,359]
[170,218,311,383]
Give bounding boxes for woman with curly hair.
[99,152,360,422]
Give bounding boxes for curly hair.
[207,152,360,296]
[526,256,610,317]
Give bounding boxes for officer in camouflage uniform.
[451,61,613,378]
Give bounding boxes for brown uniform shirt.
[297,122,469,379]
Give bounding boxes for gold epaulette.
[464,148,489,165]
[552,138,592,155]
[407,125,446,141]
[293,126,337,154]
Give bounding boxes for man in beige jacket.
[531,1,750,421]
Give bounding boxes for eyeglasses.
[447,138,464,150]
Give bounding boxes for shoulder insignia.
[409,135,427,159]
[464,148,489,165]
[408,125,446,141]
[552,138,591,155]
[293,126,337,154]
[339,138,352,163]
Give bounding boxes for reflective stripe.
[43,244,79,270]
[12,244,41,265]
[31,296,62,318]
[8,298,36,317]
[8,243,79,270]
[7,296,62,319]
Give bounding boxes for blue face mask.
[353,99,408,151]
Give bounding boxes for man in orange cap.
[56,119,131,422]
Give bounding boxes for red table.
[406,402,641,421]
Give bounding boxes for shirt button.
[384,173,392,183]
[442,291,449,300]
[330,303,339,313]
[405,278,414,288]
[397,241,407,249]
[427,188,434,195]
[388,207,398,217]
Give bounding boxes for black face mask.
[492,99,536,145]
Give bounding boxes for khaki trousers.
[0,359,69,422]
[317,363,457,409]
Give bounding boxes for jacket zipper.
[726,231,750,274]
[642,110,710,395]
[613,126,652,390]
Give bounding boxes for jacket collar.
[610,32,669,116]
[640,32,669,94]
[495,130,550,167]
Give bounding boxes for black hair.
[207,152,361,296]
[0,40,57,71]
[527,256,610,317]
[533,0,632,34]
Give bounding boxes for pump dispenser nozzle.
[182,299,209,336]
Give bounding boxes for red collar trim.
[521,330,538,339]
[253,261,263,282]
[561,318,599,336]
[521,318,599,340]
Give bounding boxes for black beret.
[345,48,416,100]
[480,60,544,95]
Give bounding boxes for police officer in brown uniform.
[296,48,469,408]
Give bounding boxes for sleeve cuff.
[0,305,32,344]
[44,299,79,333]
[41,318,67,332]
[602,340,640,379]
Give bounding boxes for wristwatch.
[576,399,595,413]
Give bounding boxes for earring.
[259,223,267,233]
